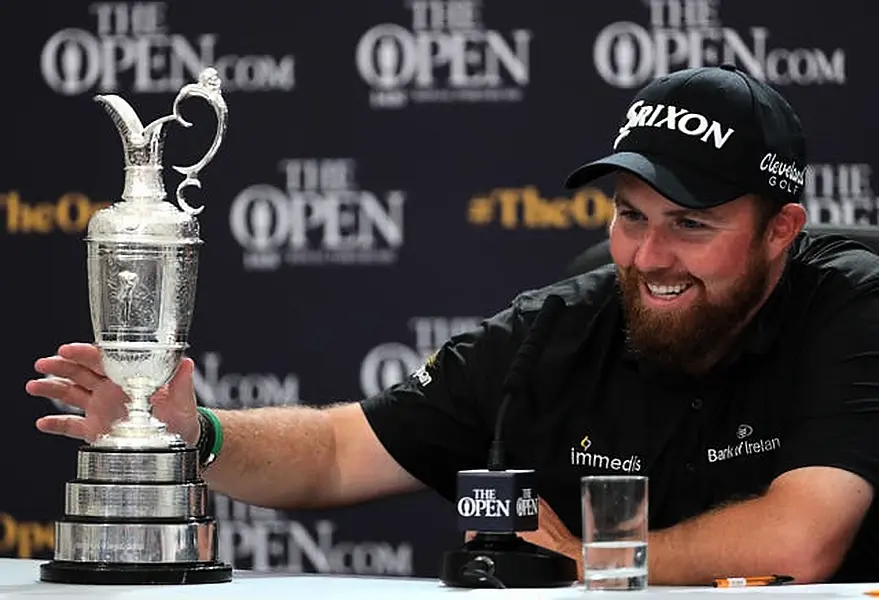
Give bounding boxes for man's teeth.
[646,283,691,296]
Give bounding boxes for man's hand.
[464,497,583,579]
[452,497,579,581]
[27,343,200,445]
[467,466,871,586]
[519,498,582,575]
[463,498,582,579]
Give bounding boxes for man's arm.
[642,288,879,584]
[202,298,529,510]
[29,303,518,511]
[528,466,872,585]
[647,466,873,584]
[30,309,509,511]
[200,403,426,509]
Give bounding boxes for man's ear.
[766,202,807,258]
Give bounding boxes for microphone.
[440,294,578,589]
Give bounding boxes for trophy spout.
[94,95,172,158]
[93,67,227,212]
[95,94,176,203]
[94,95,143,144]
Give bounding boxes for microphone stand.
[440,295,578,589]
[441,531,578,588]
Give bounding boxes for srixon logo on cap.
[613,100,735,151]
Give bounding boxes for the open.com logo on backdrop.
[593,0,846,89]
[229,158,406,271]
[355,0,531,109]
[360,316,481,397]
[804,162,879,225]
[212,495,414,575]
[40,1,294,95]
[467,186,614,230]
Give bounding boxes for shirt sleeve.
[774,293,879,489]
[359,307,521,502]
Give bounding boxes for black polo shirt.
[361,231,879,583]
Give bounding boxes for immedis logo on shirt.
[570,434,642,473]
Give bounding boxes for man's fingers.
[35,415,90,441]
[25,377,91,411]
[34,356,106,392]
[152,358,194,405]
[86,381,129,424]
[57,343,106,377]
[169,358,194,392]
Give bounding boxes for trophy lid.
[86,68,227,246]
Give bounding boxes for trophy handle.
[144,67,229,216]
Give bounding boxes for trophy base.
[39,560,232,585]
[47,445,232,585]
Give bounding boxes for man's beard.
[618,249,770,373]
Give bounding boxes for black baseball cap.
[565,64,807,209]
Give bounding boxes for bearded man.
[27,65,879,585]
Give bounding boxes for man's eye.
[677,218,706,230]
[619,209,644,221]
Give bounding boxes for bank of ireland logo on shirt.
[570,433,642,473]
[707,424,780,463]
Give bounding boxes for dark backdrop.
[2,0,875,577]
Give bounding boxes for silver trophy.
[40,68,231,585]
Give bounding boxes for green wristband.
[197,406,224,462]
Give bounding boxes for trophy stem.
[128,392,153,425]
[91,391,186,450]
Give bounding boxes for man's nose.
[633,228,676,272]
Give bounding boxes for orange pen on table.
[713,575,794,588]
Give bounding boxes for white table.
[1,559,878,599]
